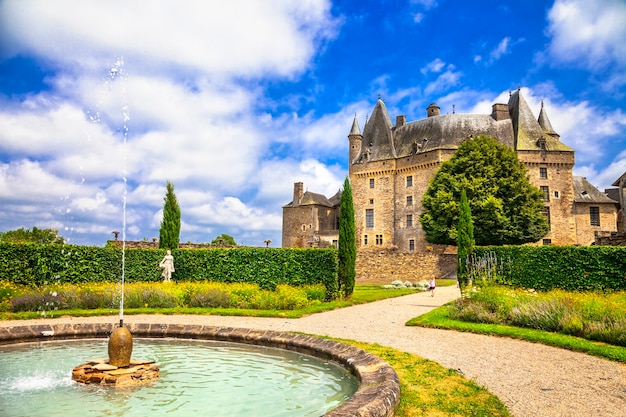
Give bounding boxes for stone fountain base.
[72,358,160,387]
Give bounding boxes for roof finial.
[509,90,512,97]
[452,104,456,114]
[541,99,544,108]
[377,93,381,101]
[517,85,521,91]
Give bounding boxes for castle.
[282,88,621,280]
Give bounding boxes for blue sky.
[0,0,625,247]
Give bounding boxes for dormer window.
[537,136,547,151]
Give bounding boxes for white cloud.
[0,0,338,78]
[489,37,511,61]
[421,58,446,75]
[546,0,626,71]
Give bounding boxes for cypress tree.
[457,188,474,289]
[338,176,356,298]
[159,180,181,250]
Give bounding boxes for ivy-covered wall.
[0,243,339,299]
[470,246,626,291]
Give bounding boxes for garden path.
[2,285,625,417]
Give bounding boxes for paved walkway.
[2,285,625,416]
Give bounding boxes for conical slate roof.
[349,114,362,136]
[362,98,396,160]
[537,101,558,136]
[508,89,572,152]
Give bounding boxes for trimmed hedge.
[471,246,626,291]
[0,243,339,300]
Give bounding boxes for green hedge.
[0,243,339,299]
[470,246,626,291]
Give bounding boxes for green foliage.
[159,180,181,250]
[0,227,65,244]
[470,246,626,291]
[456,189,474,288]
[420,135,549,245]
[0,243,339,300]
[447,286,626,347]
[338,176,356,298]
[210,233,237,246]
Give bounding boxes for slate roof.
[573,176,618,204]
[283,191,338,208]
[354,89,573,163]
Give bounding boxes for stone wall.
[594,231,626,246]
[355,248,457,285]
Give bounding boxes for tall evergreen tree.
[456,189,474,289]
[159,181,181,250]
[338,176,356,298]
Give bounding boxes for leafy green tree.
[338,176,356,298]
[0,227,65,244]
[159,181,181,250]
[211,233,237,246]
[420,135,549,246]
[456,189,474,288]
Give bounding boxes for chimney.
[396,115,406,128]
[426,103,440,117]
[491,103,510,121]
[293,182,303,207]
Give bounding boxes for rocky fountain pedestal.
[72,326,160,387]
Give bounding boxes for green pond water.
[0,338,358,417]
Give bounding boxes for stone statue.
[159,250,175,282]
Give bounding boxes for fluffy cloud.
[546,0,626,74]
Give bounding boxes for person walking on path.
[429,276,436,296]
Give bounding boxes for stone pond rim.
[0,323,400,417]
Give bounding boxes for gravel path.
[2,285,625,417]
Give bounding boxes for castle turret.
[538,100,560,140]
[348,114,362,168]
[426,103,440,117]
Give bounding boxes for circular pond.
[0,338,358,417]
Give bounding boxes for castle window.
[301,224,306,231]
[409,239,415,251]
[369,178,375,188]
[375,234,383,245]
[406,214,413,227]
[539,167,548,179]
[543,239,552,246]
[540,186,550,201]
[590,207,600,226]
[364,235,368,245]
[406,176,413,187]
[553,191,560,199]
[369,199,374,205]
[406,195,413,206]
[542,206,551,225]
[365,209,374,228]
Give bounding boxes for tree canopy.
[420,135,549,246]
[211,233,237,246]
[159,181,181,250]
[0,227,65,244]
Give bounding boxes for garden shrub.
[470,246,626,291]
[0,243,339,300]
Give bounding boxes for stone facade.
[348,89,618,253]
[282,182,341,248]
